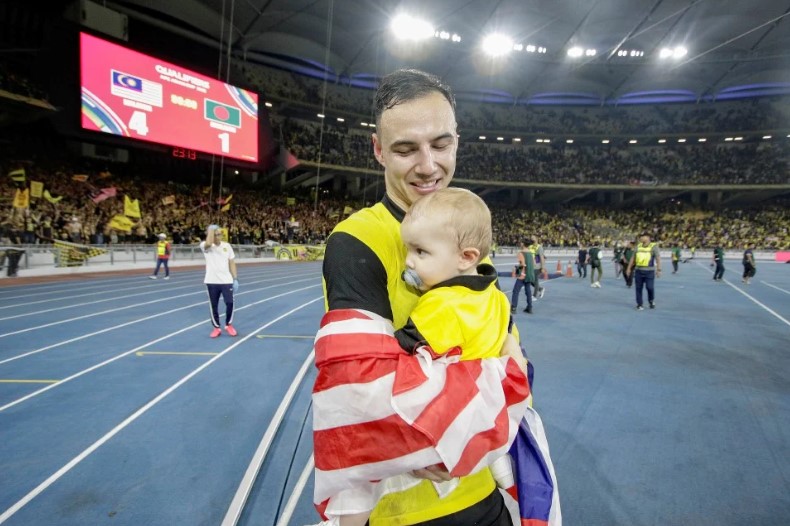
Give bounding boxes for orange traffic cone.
[542,265,549,280]
[556,260,562,273]
[566,261,573,277]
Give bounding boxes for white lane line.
[0,295,323,524]
[0,278,318,366]
[761,281,790,295]
[0,270,318,337]
[0,266,310,301]
[0,284,320,411]
[699,263,790,328]
[222,354,316,526]
[0,271,316,322]
[274,456,315,526]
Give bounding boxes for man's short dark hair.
[374,69,456,126]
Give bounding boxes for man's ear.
[372,133,385,167]
[459,247,481,271]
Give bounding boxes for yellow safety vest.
[157,240,168,256]
[635,242,656,268]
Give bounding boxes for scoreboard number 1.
[129,111,149,136]
[218,132,230,153]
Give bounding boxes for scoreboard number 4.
[129,111,149,136]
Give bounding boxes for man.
[621,240,634,288]
[612,241,624,278]
[671,244,682,274]
[587,239,603,288]
[712,245,725,281]
[322,69,518,525]
[200,225,239,338]
[626,233,661,310]
[742,243,756,284]
[511,239,536,314]
[150,233,171,280]
[576,242,587,279]
[529,238,546,298]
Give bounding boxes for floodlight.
[369,124,376,128]
[734,136,743,141]
[439,31,450,40]
[482,33,514,57]
[536,139,543,143]
[479,135,486,140]
[660,46,688,59]
[698,138,707,142]
[497,137,504,141]
[317,113,325,118]
[513,138,521,142]
[629,139,638,144]
[762,135,772,139]
[658,139,666,143]
[264,102,273,108]
[673,46,687,58]
[567,47,583,58]
[585,49,596,56]
[538,47,547,53]
[724,137,733,141]
[451,34,461,42]
[337,117,345,122]
[526,45,536,52]
[566,139,573,144]
[602,139,610,144]
[391,14,435,41]
[514,43,523,51]
[361,122,368,126]
[677,138,686,143]
[544,139,551,143]
[659,48,673,59]
[618,50,627,57]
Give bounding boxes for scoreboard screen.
[80,32,259,162]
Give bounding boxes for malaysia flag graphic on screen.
[111,70,163,107]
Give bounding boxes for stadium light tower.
[390,14,435,40]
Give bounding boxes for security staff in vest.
[626,232,662,310]
[150,233,171,280]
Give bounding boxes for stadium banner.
[275,244,326,261]
[52,240,108,267]
[30,181,44,198]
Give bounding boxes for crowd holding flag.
[90,187,117,204]
[52,239,108,267]
[123,195,141,218]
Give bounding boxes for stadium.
[0,0,788,525]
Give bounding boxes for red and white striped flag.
[312,309,531,518]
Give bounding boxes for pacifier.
[401,268,425,290]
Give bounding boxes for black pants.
[713,262,725,280]
[623,263,633,287]
[3,249,23,277]
[404,489,512,526]
[743,263,756,279]
[206,283,234,327]
[635,268,655,306]
[511,278,532,310]
[672,260,679,272]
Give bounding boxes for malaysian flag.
[312,309,532,519]
[111,70,163,107]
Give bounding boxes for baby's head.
[401,188,492,290]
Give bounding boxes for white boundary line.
[0,278,317,366]
[0,284,320,411]
[221,351,317,526]
[275,456,315,526]
[0,295,324,524]
[761,281,790,295]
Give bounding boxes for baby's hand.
[500,333,527,370]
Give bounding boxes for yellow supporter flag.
[72,174,89,182]
[343,205,354,216]
[13,188,30,208]
[9,168,26,183]
[30,181,44,198]
[52,240,108,267]
[124,195,141,218]
[108,214,135,232]
[286,197,296,206]
[220,202,231,212]
[161,195,176,205]
[43,189,63,204]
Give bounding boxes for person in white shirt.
[200,224,239,337]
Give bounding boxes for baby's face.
[401,216,462,290]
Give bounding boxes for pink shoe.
[225,325,237,337]
[210,328,222,338]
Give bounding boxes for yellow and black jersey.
[395,274,509,361]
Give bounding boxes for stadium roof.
[109,0,790,104]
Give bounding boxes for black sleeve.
[394,318,426,354]
[322,231,393,320]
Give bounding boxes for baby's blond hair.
[404,188,492,262]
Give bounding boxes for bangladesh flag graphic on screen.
[204,99,241,127]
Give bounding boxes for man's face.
[213,230,223,245]
[640,235,650,246]
[401,215,462,291]
[372,92,457,211]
